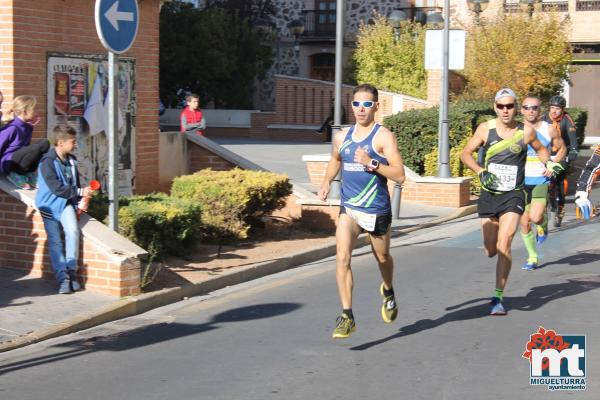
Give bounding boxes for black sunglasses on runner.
[522,105,539,111]
[496,103,515,110]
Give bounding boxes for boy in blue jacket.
[35,125,91,294]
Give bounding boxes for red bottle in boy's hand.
[77,180,101,216]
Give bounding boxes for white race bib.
[488,163,518,191]
[345,207,377,232]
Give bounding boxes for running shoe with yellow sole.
[332,313,356,339]
[380,283,398,323]
[535,225,547,245]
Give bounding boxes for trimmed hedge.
[384,101,495,175]
[171,168,292,241]
[566,107,587,147]
[385,101,588,176]
[118,193,202,260]
[424,134,480,195]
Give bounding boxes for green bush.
[171,169,292,241]
[385,100,589,177]
[565,107,587,146]
[118,193,202,260]
[87,192,109,222]
[384,100,495,174]
[424,134,481,195]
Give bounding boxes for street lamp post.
[466,0,490,25]
[388,9,408,42]
[436,0,451,178]
[288,19,305,75]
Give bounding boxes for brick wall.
[302,157,472,207]
[402,179,471,208]
[273,75,429,126]
[305,160,328,185]
[188,142,236,172]
[0,0,160,193]
[300,204,339,231]
[0,190,144,297]
[426,69,467,106]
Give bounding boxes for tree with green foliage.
[160,1,274,108]
[353,14,427,99]
[463,13,573,101]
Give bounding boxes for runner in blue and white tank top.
[519,95,566,271]
[339,123,390,214]
[318,84,406,339]
[524,120,553,186]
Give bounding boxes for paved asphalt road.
[1,212,599,399]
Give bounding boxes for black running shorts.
[339,207,392,236]
[478,189,525,218]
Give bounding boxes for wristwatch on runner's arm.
[369,159,380,171]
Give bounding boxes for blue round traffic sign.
[95,0,139,54]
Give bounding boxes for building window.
[310,53,335,82]
[316,1,336,33]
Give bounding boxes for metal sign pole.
[329,0,345,200]
[95,0,139,231]
[108,51,119,231]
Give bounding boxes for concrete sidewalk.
[0,201,476,353]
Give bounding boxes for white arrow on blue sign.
[95,0,139,54]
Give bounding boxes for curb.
[0,204,477,353]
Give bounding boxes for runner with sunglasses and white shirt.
[519,95,565,271]
[460,88,563,315]
[318,84,406,339]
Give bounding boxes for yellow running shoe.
[332,313,356,339]
[380,283,398,323]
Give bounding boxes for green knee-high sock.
[521,230,538,263]
[540,213,548,232]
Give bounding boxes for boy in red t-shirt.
[180,93,205,135]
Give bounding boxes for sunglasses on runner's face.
[495,103,515,110]
[351,101,375,108]
[522,105,539,111]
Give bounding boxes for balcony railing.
[542,1,569,11]
[301,10,336,38]
[394,6,443,25]
[504,1,569,13]
[504,1,520,13]
[577,0,600,10]
[301,7,444,39]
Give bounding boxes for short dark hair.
[353,84,378,101]
[523,94,541,103]
[186,93,200,102]
[52,125,76,145]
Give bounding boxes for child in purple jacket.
[0,95,49,189]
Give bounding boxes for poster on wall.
[47,54,136,195]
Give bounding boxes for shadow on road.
[350,276,600,351]
[536,250,600,269]
[0,302,301,375]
